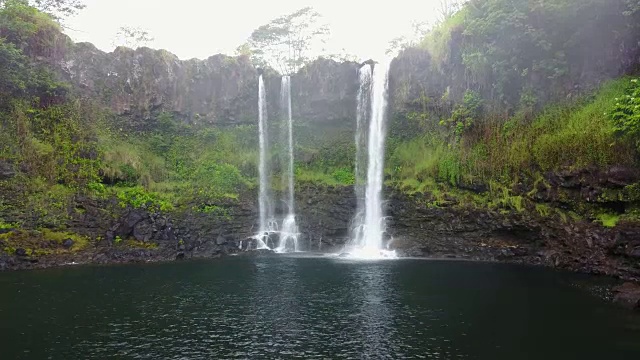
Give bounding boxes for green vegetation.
[1,0,640,263]
[1,228,90,256]
[612,78,640,150]
[387,0,640,226]
[597,213,621,228]
[0,2,260,242]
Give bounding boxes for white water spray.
[255,74,274,249]
[348,62,396,259]
[276,76,299,253]
[352,64,372,244]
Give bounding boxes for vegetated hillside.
[387,0,640,227]
[0,1,360,263]
[1,0,640,274]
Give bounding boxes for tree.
[325,48,359,63]
[112,26,154,49]
[32,0,84,18]
[242,7,329,74]
[386,21,430,55]
[0,0,85,20]
[438,0,466,22]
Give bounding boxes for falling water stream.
[352,64,372,245]
[276,75,299,253]
[349,62,396,259]
[256,74,274,249]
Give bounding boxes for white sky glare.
[64,0,443,61]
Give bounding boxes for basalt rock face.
[386,190,640,282]
[60,43,359,130]
[291,59,360,126]
[294,185,356,252]
[62,44,263,129]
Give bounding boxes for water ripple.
[0,256,639,359]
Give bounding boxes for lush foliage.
[611,78,640,149]
[389,78,636,188]
[419,0,639,110]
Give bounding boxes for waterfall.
[352,64,372,244]
[256,74,274,249]
[276,75,299,253]
[348,62,396,259]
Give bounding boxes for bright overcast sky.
[64,0,444,61]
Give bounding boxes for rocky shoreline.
[1,182,639,310]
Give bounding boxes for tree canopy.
[240,7,329,75]
[0,0,85,20]
[112,26,154,49]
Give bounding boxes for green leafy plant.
[441,90,483,137]
[611,78,640,149]
[116,186,173,212]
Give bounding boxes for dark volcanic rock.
[0,161,15,180]
[613,283,640,309]
[62,239,74,249]
[61,46,359,131]
[133,220,153,242]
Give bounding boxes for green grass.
[419,7,469,69]
[387,78,637,193]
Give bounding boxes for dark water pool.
[1,255,639,359]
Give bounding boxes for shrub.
[611,78,640,149]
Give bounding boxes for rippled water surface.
[1,255,640,359]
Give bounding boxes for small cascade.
[347,61,396,259]
[276,75,299,253]
[255,74,276,249]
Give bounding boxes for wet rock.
[612,283,640,309]
[0,161,15,180]
[606,166,639,187]
[114,210,146,238]
[133,221,153,242]
[62,239,74,249]
[216,234,227,246]
[15,248,27,257]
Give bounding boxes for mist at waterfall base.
[253,74,299,253]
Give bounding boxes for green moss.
[41,229,90,251]
[124,240,158,249]
[1,228,90,256]
[596,213,620,228]
[0,221,17,230]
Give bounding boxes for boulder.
[612,283,640,309]
[0,161,15,180]
[133,221,153,242]
[62,239,74,249]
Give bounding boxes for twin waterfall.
[255,74,299,252]
[254,64,394,258]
